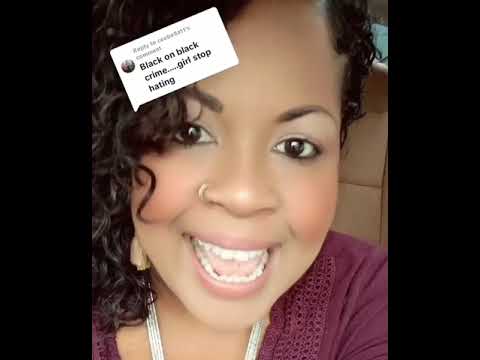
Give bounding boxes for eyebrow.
[186,85,223,113]
[186,86,337,126]
[276,105,336,124]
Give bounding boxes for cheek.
[282,164,338,244]
[131,153,206,222]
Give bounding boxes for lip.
[184,231,281,251]
[185,235,276,300]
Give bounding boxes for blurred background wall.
[370,0,388,25]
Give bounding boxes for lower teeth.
[194,244,267,284]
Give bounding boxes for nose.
[201,155,280,218]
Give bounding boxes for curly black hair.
[92,0,377,332]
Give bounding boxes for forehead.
[195,0,345,125]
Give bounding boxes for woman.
[92,0,388,359]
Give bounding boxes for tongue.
[203,250,262,277]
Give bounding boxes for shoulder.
[319,231,388,319]
[319,231,388,359]
[320,230,388,290]
[264,231,387,359]
[321,230,388,267]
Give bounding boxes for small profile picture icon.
[121,59,135,73]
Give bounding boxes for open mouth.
[183,233,272,285]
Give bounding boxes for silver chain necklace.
[146,292,265,360]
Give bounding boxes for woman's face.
[132,0,345,331]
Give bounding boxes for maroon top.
[93,231,388,359]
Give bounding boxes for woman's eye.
[174,123,214,146]
[273,138,320,160]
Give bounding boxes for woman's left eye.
[273,138,320,160]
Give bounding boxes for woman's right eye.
[174,123,214,146]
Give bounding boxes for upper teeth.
[193,238,266,261]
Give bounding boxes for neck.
[149,270,269,358]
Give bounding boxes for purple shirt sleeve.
[333,243,388,360]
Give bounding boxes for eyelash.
[174,123,322,161]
